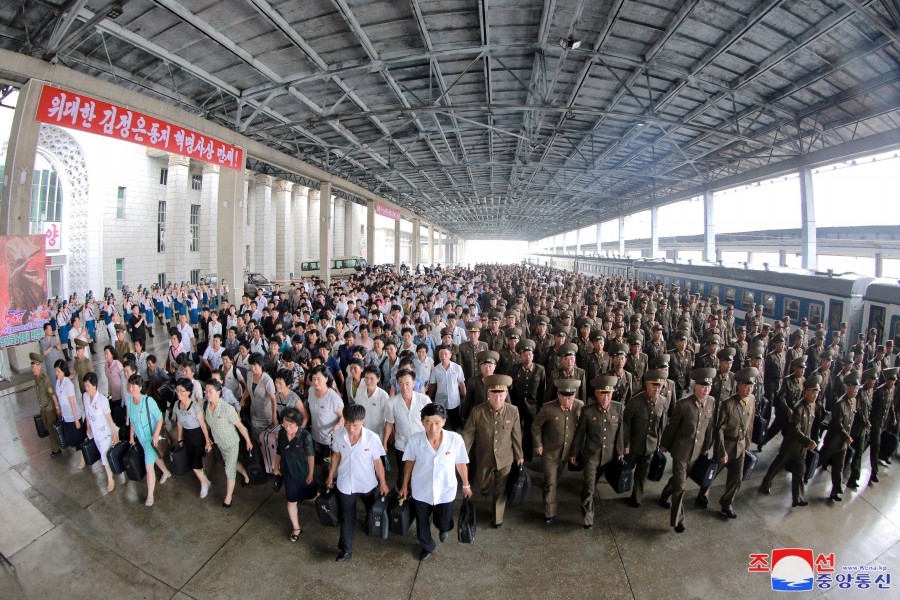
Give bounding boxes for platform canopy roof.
[1,0,899,239]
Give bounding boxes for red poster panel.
[0,235,50,348]
[35,85,243,171]
[375,203,403,220]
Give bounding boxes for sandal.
[289,528,302,543]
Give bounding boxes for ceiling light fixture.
[106,1,124,19]
[558,37,582,51]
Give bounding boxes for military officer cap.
[734,367,759,385]
[535,315,550,326]
[644,369,666,384]
[576,317,593,329]
[115,324,126,332]
[589,330,606,342]
[673,331,688,342]
[717,347,736,362]
[691,368,716,386]
[591,375,618,393]
[505,327,522,340]
[706,335,722,346]
[804,375,823,390]
[650,354,670,369]
[559,310,573,320]
[438,327,451,338]
[790,356,807,370]
[748,347,765,360]
[610,343,629,357]
[488,311,503,321]
[557,343,579,357]
[627,332,643,345]
[553,327,569,338]
[74,339,89,348]
[466,321,482,332]
[883,367,898,381]
[772,333,786,343]
[790,329,803,340]
[555,379,582,396]
[477,350,500,365]
[820,349,834,361]
[735,325,747,333]
[843,372,861,387]
[504,309,518,319]
[652,324,664,332]
[517,339,536,353]
[485,374,513,392]
[612,321,625,330]
[558,303,569,311]
[29,352,43,364]
[840,355,853,365]
[814,330,826,339]
[876,344,885,353]
[862,367,880,382]
[629,314,642,324]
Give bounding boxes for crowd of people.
[28,263,900,560]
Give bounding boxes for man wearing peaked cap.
[659,367,717,533]
[114,323,133,364]
[693,335,721,371]
[462,374,523,528]
[545,343,587,406]
[31,351,61,456]
[711,348,737,416]
[463,351,500,421]
[623,369,669,508]
[604,343,634,406]
[846,367,879,489]
[510,339,546,462]
[532,379,585,523]
[785,330,806,376]
[821,371,861,502]
[869,367,898,484]
[762,355,807,450]
[574,318,594,363]
[482,311,506,353]
[764,333,787,402]
[498,328,523,376]
[459,321,489,382]
[759,375,822,506]
[572,375,625,529]
[669,331,694,400]
[712,367,759,519]
[531,315,553,367]
[625,333,649,394]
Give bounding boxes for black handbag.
[124,443,147,481]
[804,449,819,483]
[107,440,129,474]
[34,414,49,438]
[52,420,69,449]
[166,443,191,476]
[366,494,390,539]
[506,463,532,505]
[604,458,634,494]
[316,487,340,527]
[567,455,584,472]
[111,402,127,427]
[388,490,414,535]
[81,437,101,465]
[751,414,766,446]
[879,431,899,461]
[742,450,758,481]
[648,449,667,482]
[689,454,719,487]
[458,497,476,544]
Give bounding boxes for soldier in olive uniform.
[713,368,758,518]
[693,336,721,371]
[114,324,133,363]
[659,368,717,533]
[730,326,749,373]
[669,331,694,399]
[846,368,877,489]
[572,376,625,529]
[821,372,860,502]
[509,340,546,461]
[573,318,594,367]
[459,321,488,382]
[31,352,61,456]
[72,339,95,394]
[763,356,806,448]
[483,312,507,353]
[604,344,634,405]
[785,331,806,376]
[648,354,677,413]
[438,327,460,365]
[764,334,787,401]
[498,328,522,376]
[711,347,737,416]
[463,351,499,421]
[544,328,568,374]
[624,370,668,507]
[545,343,588,405]
[869,367,898,483]
[625,333,648,394]
[530,316,553,367]
[556,311,577,341]
[644,324,667,364]
[584,331,611,383]
[462,374,524,528]
[532,379,585,523]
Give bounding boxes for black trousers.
[414,499,454,553]
[337,488,375,556]
[445,407,462,431]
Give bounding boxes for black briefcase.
[567,455,584,472]
[34,414,49,438]
[506,463,532,505]
[751,414,766,446]
[648,449,667,482]
[316,487,340,527]
[804,449,819,483]
[166,443,191,476]
[742,450,758,481]
[111,402,127,427]
[689,454,719,487]
[107,440,129,475]
[124,443,147,481]
[366,494,390,539]
[604,459,634,494]
[880,431,899,461]
[458,498,476,544]
[52,421,68,449]
[241,440,267,485]
[843,445,856,469]
[388,490,414,535]
[81,437,101,466]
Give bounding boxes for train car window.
[868,305,886,338]
[762,293,776,316]
[809,304,823,326]
[742,290,755,310]
[828,300,843,332]
[892,318,900,344]
[724,287,736,305]
[696,282,705,296]
[784,298,800,321]
[684,281,691,293]
[709,284,720,300]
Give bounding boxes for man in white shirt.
[177,313,195,355]
[427,346,466,430]
[202,334,225,372]
[383,369,432,487]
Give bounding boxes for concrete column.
[703,190,715,263]
[346,201,360,256]
[319,183,333,283]
[575,229,581,255]
[779,249,787,267]
[650,206,660,258]
[293,186,309,269]
[333,197,345,257]
[428,224,435,265]
[617,217,625,257]
[875,253,884,277]
[366,200,375,265]
[667,249,679,260]
[596,224,602,256]
[715,248,723,263]
[307,189,320,262]
[412,218,421,267]
[746,251,754,265]
[252,174,275,277]
[243,170,252,270]
[166,154,192,283]
[394,219,401,268]
[274,179,294,280]
[799,166,817,270]
[200,164,220,276]
[216,160,246,309]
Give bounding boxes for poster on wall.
[0,235,50,348]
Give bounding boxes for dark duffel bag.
[388,490,414,536]
[81,437,101,466]
[880,431,899,461]
[742,450,758,481]
[241,440,267,485]
[689,454,719,488]
[648,449,667,482]
[604,459,634,494]
[751,414,766,446]
[458,498,476,544]
[107,440,129,475]
[506,463,532,505]
[52,421,68,449]
[166,443,191,476]
[366,494,390,539]
[111,402,127,427]
[316,487,340,527]
[125,443,147,481]
[34,414,49,438]
[804,449,819,483]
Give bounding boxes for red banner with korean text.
[375,203,403,220]
[35,85,243,171]
[0,236,50,348]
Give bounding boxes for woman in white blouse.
[307,365,345,459]
[55,359,86,466]
[82,372,118,491]
[355,367,390,444]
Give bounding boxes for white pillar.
[347,201,361,256]
[332,198,345,257]
[650,206,660,258]
[200,164,220,276]
[596,224,601,256]
[293,185,309,269]
[703,190,715,263]
[320,183,333,283]
[216,162,246,309]
[166,154,191,283]
[274,179,294,280]
[799,166,817,270]
[617,217,625,257]
[307,189,320,261]
[428,224,435,265]
[412,218,421,266]
[575,229,581,255]
[253,174,275,277]
[366,200,375,264]
[394,219,401,268]
[243,170,252,271]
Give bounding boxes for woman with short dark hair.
[82,371,118,491]
[274,407,316,543]
[173,378,212,499]
[55,359,86,464]
[126,374,173,507]
[204,379,253,507]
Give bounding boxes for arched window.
[29,153,64,234]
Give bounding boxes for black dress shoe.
[847,481,858,489]
[50,450,62,457]
[795,500,809,507]
[492,522,502,529]
[830,493,842,502]
[721,508,737,519]
[222,501,232,508]
[544,517,555,524]
[583,525,592,530]
[695,496,709,509]
[419,549,433,562]
[659,498,672,509]
[335,552,351,563]
[871,474,880,483]
[627,497,641,508]
[759,485,771,495]
[674,524,685,533]
[756,445,764,453]
[439,531,448,543]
